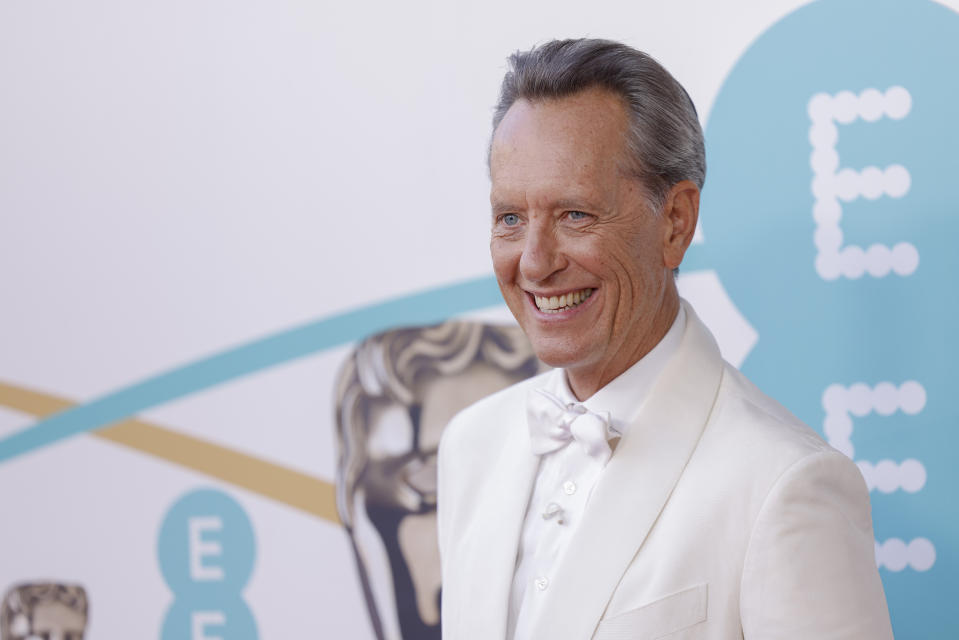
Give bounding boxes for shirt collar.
[546,305,686,436]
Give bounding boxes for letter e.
[188,516,225,581]
[192,611,226,640]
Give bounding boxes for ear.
[661,180,700,270]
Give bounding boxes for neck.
[566,293,680,401]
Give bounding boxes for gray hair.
[491,38,706,209]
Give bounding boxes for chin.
[526,337,594,371]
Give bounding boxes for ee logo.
[158,488,258,639]
[694,0,959,636]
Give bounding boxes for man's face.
[489,88,677,394]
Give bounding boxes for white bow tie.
[527,387,615,463]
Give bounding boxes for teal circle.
[690,0,959,636]
[161,597,258,640]
[157,488,256,597]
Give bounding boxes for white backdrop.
[2,1,956,637]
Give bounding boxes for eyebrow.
[491,200,520,215]
[490,197,597,215]
[553,198,594,211]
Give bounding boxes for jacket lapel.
[451,383,541,638]
[533,305,725,639]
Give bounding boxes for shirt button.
[534,576,549,591]
[563,480,577,495]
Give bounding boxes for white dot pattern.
[875,537,936,572]
[821,381,926,490]
[825,380,933,571]
[808,87,918,280]
[857,459,926,494]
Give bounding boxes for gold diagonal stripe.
[0,382,73,415]
[0,381,340,524]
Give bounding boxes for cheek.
[490,240,519,280]
[598,239,659,298]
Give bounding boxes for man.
[437,39,893,639]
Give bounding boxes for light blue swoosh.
[0,276,502,462]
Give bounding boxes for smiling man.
[437,39,893,639]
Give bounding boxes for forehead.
[490,88,632,203]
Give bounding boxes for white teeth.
[534,288,594,312]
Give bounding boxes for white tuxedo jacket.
[437,304,893,639]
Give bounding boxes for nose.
[519,221,566,283]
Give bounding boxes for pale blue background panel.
[693,0,959,636]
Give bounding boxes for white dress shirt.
[507,307,687,640]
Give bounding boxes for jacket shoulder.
[714,362,833,463]
[436,369,551,560]
[440,369,552,455]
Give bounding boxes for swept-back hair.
[492,38,706,209]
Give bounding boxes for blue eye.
[568,211,589,220]
[502,213,520,226]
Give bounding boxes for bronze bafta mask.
[334,321,541,639]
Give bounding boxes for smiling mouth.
[533,288,595,313]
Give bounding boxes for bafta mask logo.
[1,583,88,640]
[335,321,541,639]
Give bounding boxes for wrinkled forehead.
[492,90,631,162]
[489,91,637,209]
[490,87,630,156]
